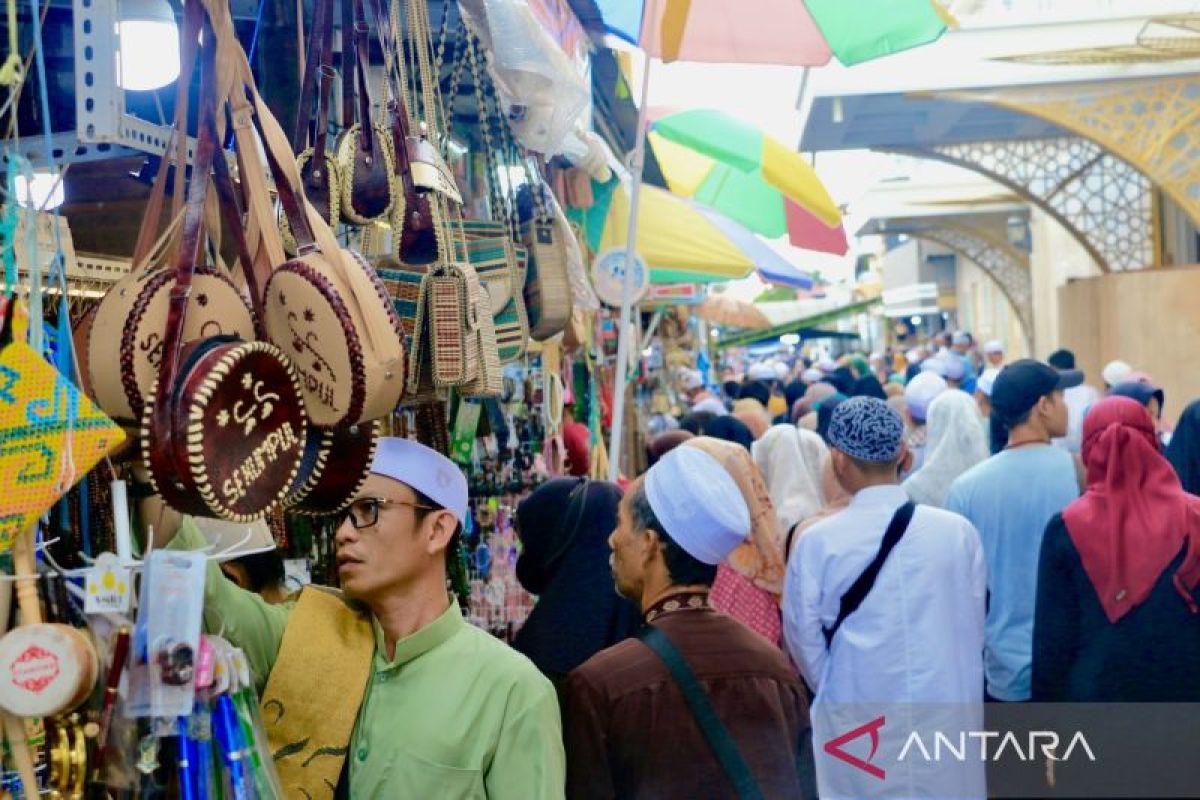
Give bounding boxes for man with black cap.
[564,445,811,800]
[946,360,1082,703]
[147,438,565,799]
[783,397,985,799]
[1048,348,1099,454]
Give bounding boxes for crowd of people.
[142,331,1200,799]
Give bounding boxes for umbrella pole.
[607,43,654,483]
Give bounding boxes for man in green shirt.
[145,437,565,799]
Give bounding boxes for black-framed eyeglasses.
[343,496,434,530]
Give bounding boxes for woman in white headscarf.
[902,389,990,507]
[752,425,828,543]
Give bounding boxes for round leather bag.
[0,624,99,718]
[283,419,379,515]
[87,267,254,426]
[142,337,308,521]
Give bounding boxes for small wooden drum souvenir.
[283,419,379,515]
[0,623,99,718]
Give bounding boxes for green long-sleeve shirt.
[171,519,566,799]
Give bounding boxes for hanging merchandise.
[375,0,502,400]
[289,0,343,236]
[335,0,399,225]
[136,14,305,522]
[457,0,590,156]
[83,16,255,431]
[519,164,573,341]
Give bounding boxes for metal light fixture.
[117,0,180,91]
[14,169,65,210]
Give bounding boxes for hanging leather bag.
[334,0,396,225]
[286,0,341,242]
[85,2,253,428]
[142,28,307,521]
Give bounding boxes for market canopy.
[717,297,881,348]
[569,173,814,286]
[590,0,951,66]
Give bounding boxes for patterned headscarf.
[827,396,906,463]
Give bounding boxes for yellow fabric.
[648,132,715,197]
[260,588,373,800]
[598,181,753,279]
[0,300,125,553]
[759,135,841,226]
[658,0,692,62]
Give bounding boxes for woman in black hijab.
[513,479,639,686]
[701,414,755,452]
[1166,399,1200,495]
[826,366,856,395]
[851,375,888,400]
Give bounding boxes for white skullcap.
[920,355,949,378]
[818,358,837,374]
[644,447,750,565]
[977,368,1000,398]
[192,517,275,558]
[801,368,824,384]
[905,371,948,422]
[1102,360,1133,387]
[691,397,728,416]
[681,369,704,391]
[906,348,924,364]
[773,361,789,380]
[747,362,776,381]
[942,355,965,382]
[369,438,468,523]
[983,340,1004,354]
[951,331,971,346]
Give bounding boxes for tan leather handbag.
[85,5,253,428]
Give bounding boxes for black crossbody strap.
[639,626,766,800]
[823,500,917,649]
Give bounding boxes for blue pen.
[177,716,197,800]
[214,694,250,800]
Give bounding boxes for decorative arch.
[882,137,1154,274]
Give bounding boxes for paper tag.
[195,636,216,689]
[85,552,133,614]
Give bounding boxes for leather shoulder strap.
[822,500,917,649]
[638,626,766,800]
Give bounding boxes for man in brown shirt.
[563,446,812,799]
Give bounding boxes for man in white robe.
[782,397,986,799]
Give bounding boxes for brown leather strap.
[365,0,414,179]
[292,0,327,152]
[312,0,336,170]
[131,0,203,270]
[211,141,268,339]
[155,17,221,407]
[340,0,355,132]
[351,0,374,155]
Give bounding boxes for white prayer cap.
[920,355,949,378]
[644,447,750,565]
[905,371,948,422]
[773,361,789,381]
[747,362,776,381]
[691,397,729,416]
[906,347,924,364]
[977,368,1000,398]
[801,368,824,384]
[951,331,971,347]
[681,369,704,391]
[192,517,275,558]
[942,355,966,382]
[369,438,468,523]
[1102,359,1133,387]
[817,358,838,374]
[983,340,1004,355]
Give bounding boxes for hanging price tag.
[84,552,132,614]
